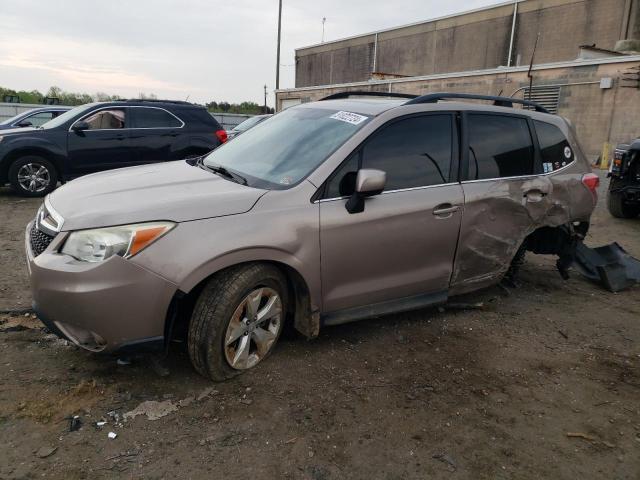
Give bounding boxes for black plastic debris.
[68,415,82,432]
[573,242,640,292]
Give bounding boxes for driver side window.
[82,109,126,130]
[324,114,455,198]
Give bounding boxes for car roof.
[301,97,560,123]
[298,98,407,116]
[22,106,71,113]
[108,99,204,109]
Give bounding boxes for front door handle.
[433,204,460,217]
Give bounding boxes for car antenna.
[527,32,540,102]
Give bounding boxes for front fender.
[131,192,322,319]
[0,135,66,173]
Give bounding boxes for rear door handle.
[524,189,547,203]
[162,131,179,137]
[433,204,460,217]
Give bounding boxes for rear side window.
[135,108,182,128]
[467,114,534,180]
[179,108,222,129]
[361,115,454,191]
[534,120,573,172]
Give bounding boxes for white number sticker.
[330,111,368,125]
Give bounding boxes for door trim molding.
[315,182,460,203]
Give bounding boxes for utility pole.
[322,17,326,43]
[276,0,282,90]
[264,84,268,113]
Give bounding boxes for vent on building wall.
[522,86,561,114]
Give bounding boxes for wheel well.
[523,222,589,278]
[1,148,60,184]
[166,261,317,348]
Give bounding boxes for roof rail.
[120,99,195,105]
[404,92,550,114]
[321,91,418,101]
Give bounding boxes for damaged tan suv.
[26,92,599,381]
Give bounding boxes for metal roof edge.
[275,55,640,94]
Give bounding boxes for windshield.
[233,115,267,132]
[40,103,96,129]
[203,107,370,189]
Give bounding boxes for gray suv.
[25,92,599,381]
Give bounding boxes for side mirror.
[345,169,386,214]
[16,121,33,128]
[72,120,90,132]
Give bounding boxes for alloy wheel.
[224,287,283,370]
[17,163,51,193]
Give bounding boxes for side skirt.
[321,291,448,327]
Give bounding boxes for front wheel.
[607,179,640,218]
[8,156,58,197]
[188,264,288,381]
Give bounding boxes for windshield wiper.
[201,161,248,185]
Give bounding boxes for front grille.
[30,223,55,257]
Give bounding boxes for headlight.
[61,222,175,263]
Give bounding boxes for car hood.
[0,126,39,134]
[49,161,268,231]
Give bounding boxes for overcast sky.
[0,0,503,106]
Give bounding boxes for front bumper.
[25,222,178,353]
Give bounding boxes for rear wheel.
[8,156,58,197]
[607,179,640,218]
[188,264,287,381]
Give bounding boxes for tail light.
[582,172,599,203]
[215,130,228,144]
[582,172,600,192]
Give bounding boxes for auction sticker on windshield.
[330,111,368,126]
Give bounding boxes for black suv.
[608,138,640,218]
[0,100,227,196]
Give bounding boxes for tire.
[8,155,58,197]
[188,264,288,381]
[502,243,527,286]
[607,179,640,219]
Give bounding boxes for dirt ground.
[0,173,638,480]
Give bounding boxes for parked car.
[0,106,71,130]
[26,92,598,381]
[607,138,640,218]
[227,114,272,140]
[1,100,227,196]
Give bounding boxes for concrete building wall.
[295,0,634,88]
[277,57,640,160]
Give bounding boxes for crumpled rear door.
[449,112,592,295]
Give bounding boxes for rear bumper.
[25,222,177,353]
